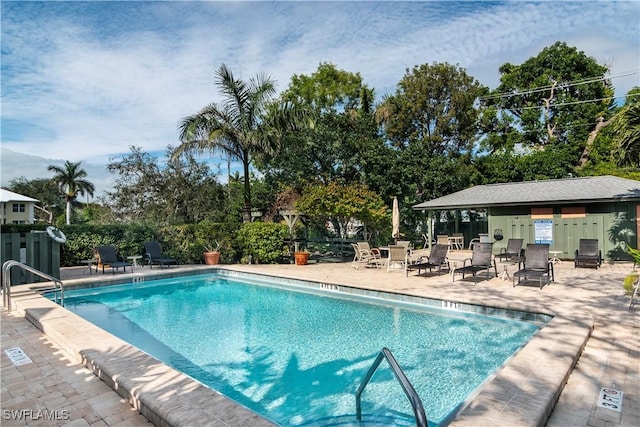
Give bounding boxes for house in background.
[413,176,640,262]
[0,189,39,224]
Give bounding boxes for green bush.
[624,246,640,295]
[157,224,199,263]
[192,221,242,263]
[58,224,157,266]
[624,273,639,295]
[2,221,289,266]
[236,222,290,264]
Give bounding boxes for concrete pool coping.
[3,258,633,426]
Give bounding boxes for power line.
[513,92,640,110]
[479,70,639,102]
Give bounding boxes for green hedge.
[236,222,290,264]
[1,222,290,266]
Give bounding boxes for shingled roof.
[412,176,640,210]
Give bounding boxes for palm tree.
[173,64,304,222]
[612,98,640,167]
[48,161,95,225]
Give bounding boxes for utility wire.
[511,92,640,110]
[479,70,639,101]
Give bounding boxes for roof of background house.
[412,176,640,210]
[0,188,39,203]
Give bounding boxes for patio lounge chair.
[496,238,524,263]
[408,244,450,277]
[351,243,381,269]
[452,242,497,283]
[574,238,602,269]
[144,241,178,268]
[96,245,132,274]
[513,244,554,289]
[387,245,409,273]
[359,242,383,268]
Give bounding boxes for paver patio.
[1,253,638,426]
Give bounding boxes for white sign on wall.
[534,220,553,244]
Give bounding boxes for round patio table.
[127,255,143,269]
[549,251,563,264]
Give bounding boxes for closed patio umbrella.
[392,196,400,242]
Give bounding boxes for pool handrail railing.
[2,260,64,311]
[356,346,427,426]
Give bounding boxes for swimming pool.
[60,272,541,426]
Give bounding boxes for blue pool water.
[61,273,540,426]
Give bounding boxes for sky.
[1,0,639,198]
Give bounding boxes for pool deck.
[1,252,638,426]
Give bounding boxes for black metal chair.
[144,241,178,268]
[452,243,497,283]
[408,244,450,277]
[574,239,602,269]
[513,244,554,289]
[497,238,524,263]
[96,245,132,274]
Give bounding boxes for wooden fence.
[1,232,60,284]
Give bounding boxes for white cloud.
[1,0,638,187]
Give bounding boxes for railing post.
[2,260,64,311]
[355,347,427,427]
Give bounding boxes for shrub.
[58,224,157,266]
[1,221,260,266]
[624,273,639,295]
[236,222,290,264]
[623,246,640,295]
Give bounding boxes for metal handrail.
[2,260,64,311]
[356,347,427,427]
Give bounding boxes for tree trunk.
[242,151,251,223]
[542,81,558,143]
[577,116,611,169]
[66,201,72,225]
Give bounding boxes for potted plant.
[203,241,221,265]
[294,250,310,265]
[293,242,310,265]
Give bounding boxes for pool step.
[298,413,415,426]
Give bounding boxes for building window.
[12,203,25,213]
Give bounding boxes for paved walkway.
[1,310,152,426]
[1,255,638,426]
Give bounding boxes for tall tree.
[379,62,485,155]
[104,146,227,224]
[47,161,95,225]
[260,63,388,192]
[377,62,486,224]
[611,87,640,168]
[485,42,612,159]
[295,181,388,243]
[174,64,304,222]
